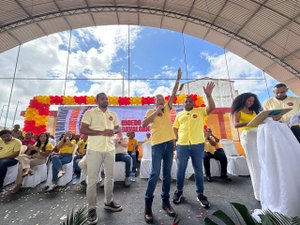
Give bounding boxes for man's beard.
[100,103,108,108]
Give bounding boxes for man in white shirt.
[264,83,300,142]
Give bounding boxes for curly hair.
[231,93,262,115]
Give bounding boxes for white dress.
[257,118,300,217]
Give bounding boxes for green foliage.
[204,202,300,225]
[60,207,87,225]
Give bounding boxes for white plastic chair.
[140,142,152,179]
[23,162,48,188]
[3,163,19,186]
[220,139,249,176]
[220,139,238,156]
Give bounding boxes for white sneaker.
[45,184,57,192]
[57,170,65,179]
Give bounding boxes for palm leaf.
[60,207,87,225]
[204,217,219,225]
[231,202,258,225]
[261,209,291,225]
[292,216,300,225]
[212,210,236,225]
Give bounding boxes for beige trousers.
[15,154,47,185]
[86,149,115,210]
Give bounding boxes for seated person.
[45,131,76,192]
[11,133,53,193]
[21,132,36,152]
[73,134,87,179]
[11,124,23,140]
[0,130,22,192]
[127,132,139,177]
[203,128,231,182]
[144,132,151,142]
[114,133,131,187]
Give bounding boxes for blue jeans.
[73,155,83,176]
[0,158,18,188]
[145,140,174,205]
[51,154,72,183]
[128,151,137,173]
[176,144,204,194]
[115,153,131,177]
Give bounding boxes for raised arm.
[168,68,182,109]
[203,82,216,115]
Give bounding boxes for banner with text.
[55,105,183,142]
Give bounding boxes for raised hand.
[177,68,182,81]
[203,82,215,97]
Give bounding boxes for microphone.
[161,108,164,113]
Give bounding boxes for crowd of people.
[1,72,300,223]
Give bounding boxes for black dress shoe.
[144,205,153,223]
[220,175,232,182]
[162,201,176,217]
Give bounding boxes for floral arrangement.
[23,94,205,135]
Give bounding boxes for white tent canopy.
[1,0,300,95]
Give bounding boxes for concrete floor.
[0,175,260,225]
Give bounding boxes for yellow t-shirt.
[239,111,257,130]
[38,143,53,152]
[81,107,119,152]
[204,136,221,154]
[127,138,138,152]
[264,96,300,125]
[58,140,76,154]
[0,137,22,159]
[173,107,207,145]
[145,103,176,146]
[77,140,87,154]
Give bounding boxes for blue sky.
[0,25,296,127]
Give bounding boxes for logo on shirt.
[192,113,198,118]
[287,102,294,106]
[109,116,114,121]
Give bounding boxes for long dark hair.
[36,133,49,152]
[231,93,262,115]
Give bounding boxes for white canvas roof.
[0,0,299,94]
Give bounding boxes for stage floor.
[0,175,259,225]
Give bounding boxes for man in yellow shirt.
[172,82,215,209]
[0,129,22,192]
[80,92,122,225]
[204,128,231,182]
[264,83,300,142]
[142,68,181,223]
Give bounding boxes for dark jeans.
[0,158,18,188]
[291,125,300,143]
[145,140,174,205]
[115,153,132,177]
[203,148,228,177]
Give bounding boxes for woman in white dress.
[231,93,262,201]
